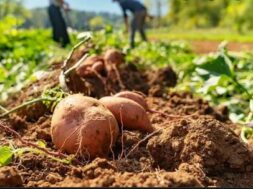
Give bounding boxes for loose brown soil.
[1,47,253,187]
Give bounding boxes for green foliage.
[148,28,253,43]
[0,140,73,167]
[0,16,63,103]
[41,87,69,112]
[177,44,253,124]
[90,27,195,73]
[0,0,30,20]
[167,0,253,32]
[89,16,106,30]
[0,146,13,166]
[221,0,253,33]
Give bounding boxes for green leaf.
[250,99,253,112]
[37,140,46,148]
[0,146,13,166]
[198,55,232,77]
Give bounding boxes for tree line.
[0,0,122,30]
[166,0,253,32]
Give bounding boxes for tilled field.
[1,48,253,187]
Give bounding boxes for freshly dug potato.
[99,96,154,133]
[76,55,104,77]
[114,91,184,119]
[51,94,119,159]
[114,91,149,111]
[104,49,126,89]
[104,49,125,66]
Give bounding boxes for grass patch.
[148,28,253,43]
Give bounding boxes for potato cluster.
[51,91,154,159]
[76,48,124,78]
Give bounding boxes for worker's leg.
[48,5,70,47]
[48,5,60,43]
[56,9,70,47]
[130,15,137,48]
[59,17,70,47]
[139,11,148,42]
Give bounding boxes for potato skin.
[114,91,149,111]
[99,96,154,133]
[104,49,124,66]
[76,56,104,77]
[51,94,119,159]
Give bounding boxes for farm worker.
[48,0,70,47]
[113,0,148,48]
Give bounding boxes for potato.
[91,61,104,72]
[104,49,125,66]
[104,49,126,89]
[51,94,119,159]
[76,55,104,77]
[99,96,154,133]
[114,91,182,119]
[114,91,149,111]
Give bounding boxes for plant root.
[125,128,163,159]
[0,120,67,159]
[112,64,125,90]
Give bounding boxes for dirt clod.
[147,117,253,174]
[0,167,23,187]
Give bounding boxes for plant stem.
[125,128,162,159]
[0,97,56,118]
[61,37,91,72]
[64,54,89,76]
[60,37,91,92]
[0,105,8,113]
[233,78,252,99]
[240,127,249,144]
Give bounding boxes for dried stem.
[60,53,89,92]
[112,64,125,90]
[0,105,8,113]
[61,39,90,72]
[60,37,91,92]
[64,54,89,76]
[125,128,162,159]
[148,109,194,120]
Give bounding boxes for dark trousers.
[130,10,148,48]
[48,5,70,47]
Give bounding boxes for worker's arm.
[57,0,70,11]
[63,2,71,12]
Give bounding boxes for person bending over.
[113,0,148,48]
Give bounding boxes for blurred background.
[2,0,253,52]
[2,1,253,31]
[3,0,253,32]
